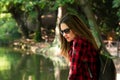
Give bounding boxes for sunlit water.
[0,47,69,80]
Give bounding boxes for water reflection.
[0,47,68,80]
[0,56,10,71]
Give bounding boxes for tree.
[7,3,29,38]
[0,0,51,40]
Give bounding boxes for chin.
[67,39,72,42]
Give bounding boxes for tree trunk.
[79,0,101,47]
[53,6,67,45]
[8,3,29,38]
[79,0,110,54]
[34,5,44,41]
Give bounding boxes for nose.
[63,32,67,37]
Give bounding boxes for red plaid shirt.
[68,36,99,80]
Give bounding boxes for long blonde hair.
[58,13,98,59]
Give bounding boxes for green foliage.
[100,23,111,34]
[0,14,21,42]
[0,0,74,12]
[115,27,120,38]
[1,0,120,41]
[113,0,120,8]
[55,0,74,6]
[34,30,41,42]
[113,0,120,21]
[90,0,119,37]
[112,0,120,39]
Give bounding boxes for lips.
[66,37,71,42]
[65,37,69,40]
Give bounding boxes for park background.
[0,0,120,80]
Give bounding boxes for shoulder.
[74,36,90,46]
[74,36,96,51]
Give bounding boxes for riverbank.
[12,38,68,68]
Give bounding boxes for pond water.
[0,47,69,80]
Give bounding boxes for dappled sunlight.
[0,56,10,71]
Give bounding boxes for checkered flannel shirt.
[68,36,99,80]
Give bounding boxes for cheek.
[71,31,76,38]
[69,32,76,40]
[71,34,76,40]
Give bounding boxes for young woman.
[58,13,100,80]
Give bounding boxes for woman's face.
[60,23,76,42]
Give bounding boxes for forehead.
[60,23,69,30]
